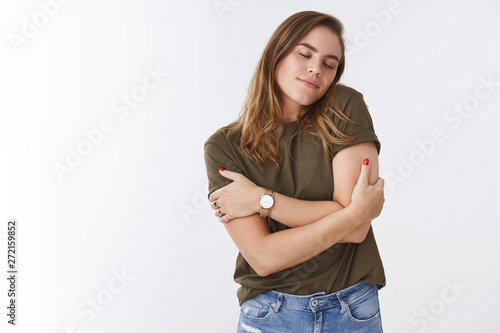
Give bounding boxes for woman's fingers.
[214,207,224,217]
[375,177,385,188]
[218,168,243,181]
[209,189,220,203]
[209,197,220,210]
[208,169,259,221]
[208,169,245,207]
[213,208,231,223]
[351,159,369,203]
[357,158,370,186]
[218,214,231,223]
[350,159,386,223]
[209,187,225,210]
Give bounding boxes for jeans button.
[311,300,318,306]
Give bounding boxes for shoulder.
[204,125,240,149]
[204,125,243,164]
[331,84,365,108]
[328,84,372,124]
[204,128,227,147]
[328,85,381,155]
[204,125,245,199]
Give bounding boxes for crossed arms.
[208,142,385,277]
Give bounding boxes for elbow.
[247,253,275,277]
[241,240,275,277]
[346,224,371,243]
[351,233,368,244]
[255,267,271,277]
[250,259,273,277]
[250,264,271,277]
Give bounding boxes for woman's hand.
[348,159,385,224]
[209,169,264,223]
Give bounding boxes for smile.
[298,78,319,89]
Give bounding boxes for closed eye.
[301,53,336,70]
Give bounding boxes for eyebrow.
[297,42,340,63]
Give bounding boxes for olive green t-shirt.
[204,84,386,306]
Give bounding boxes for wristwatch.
[259,188,275,218]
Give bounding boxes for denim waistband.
[254,282,376,313]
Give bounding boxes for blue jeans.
[237,282,383,333]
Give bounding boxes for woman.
[204,11,386,332]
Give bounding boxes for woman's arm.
[221,159,384,277]
[209,142,380,242]
[209,175,344,227]
[268,141,380,243]
[270,195,344,226]
[331,141,380,243]
[260,141,380,243]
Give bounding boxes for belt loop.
[273,293,283,313]
[336,293,347,314]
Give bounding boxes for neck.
[281,107,301,125]
[282,116,298,124]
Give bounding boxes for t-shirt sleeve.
[203,132,243,200]
[331,91,381,159]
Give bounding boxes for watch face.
[260,194,274,209]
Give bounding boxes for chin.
[297,97,321,106]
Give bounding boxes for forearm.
[251,206,361,276]
[212,169,369,244]
[268,191,371,243]
[269,192,344,227]
[224,156,385,277]
[340,221,372,243]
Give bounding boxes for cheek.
[323,74,336,90]
[275,62,289,84]
[276,63,297,90]
[275,72,287,94]
[317,82,334,100]
[280,57,301,76]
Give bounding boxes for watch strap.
[259,189,275,218]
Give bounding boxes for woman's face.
[275,26,342,116]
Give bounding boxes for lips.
[298,78,319,89]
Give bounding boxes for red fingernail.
[363,158,369,165]
[219,167,225,171]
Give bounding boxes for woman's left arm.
[209,142,379,243]
[209,174,345,227]
[331,141,380,243]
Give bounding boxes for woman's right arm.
[210,142,380,243]
[210,169,344,227]
[222,160,384,277]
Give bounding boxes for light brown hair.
[224,11,357,171]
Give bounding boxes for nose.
[307,62,321,76]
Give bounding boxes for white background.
[1,0,499,332]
